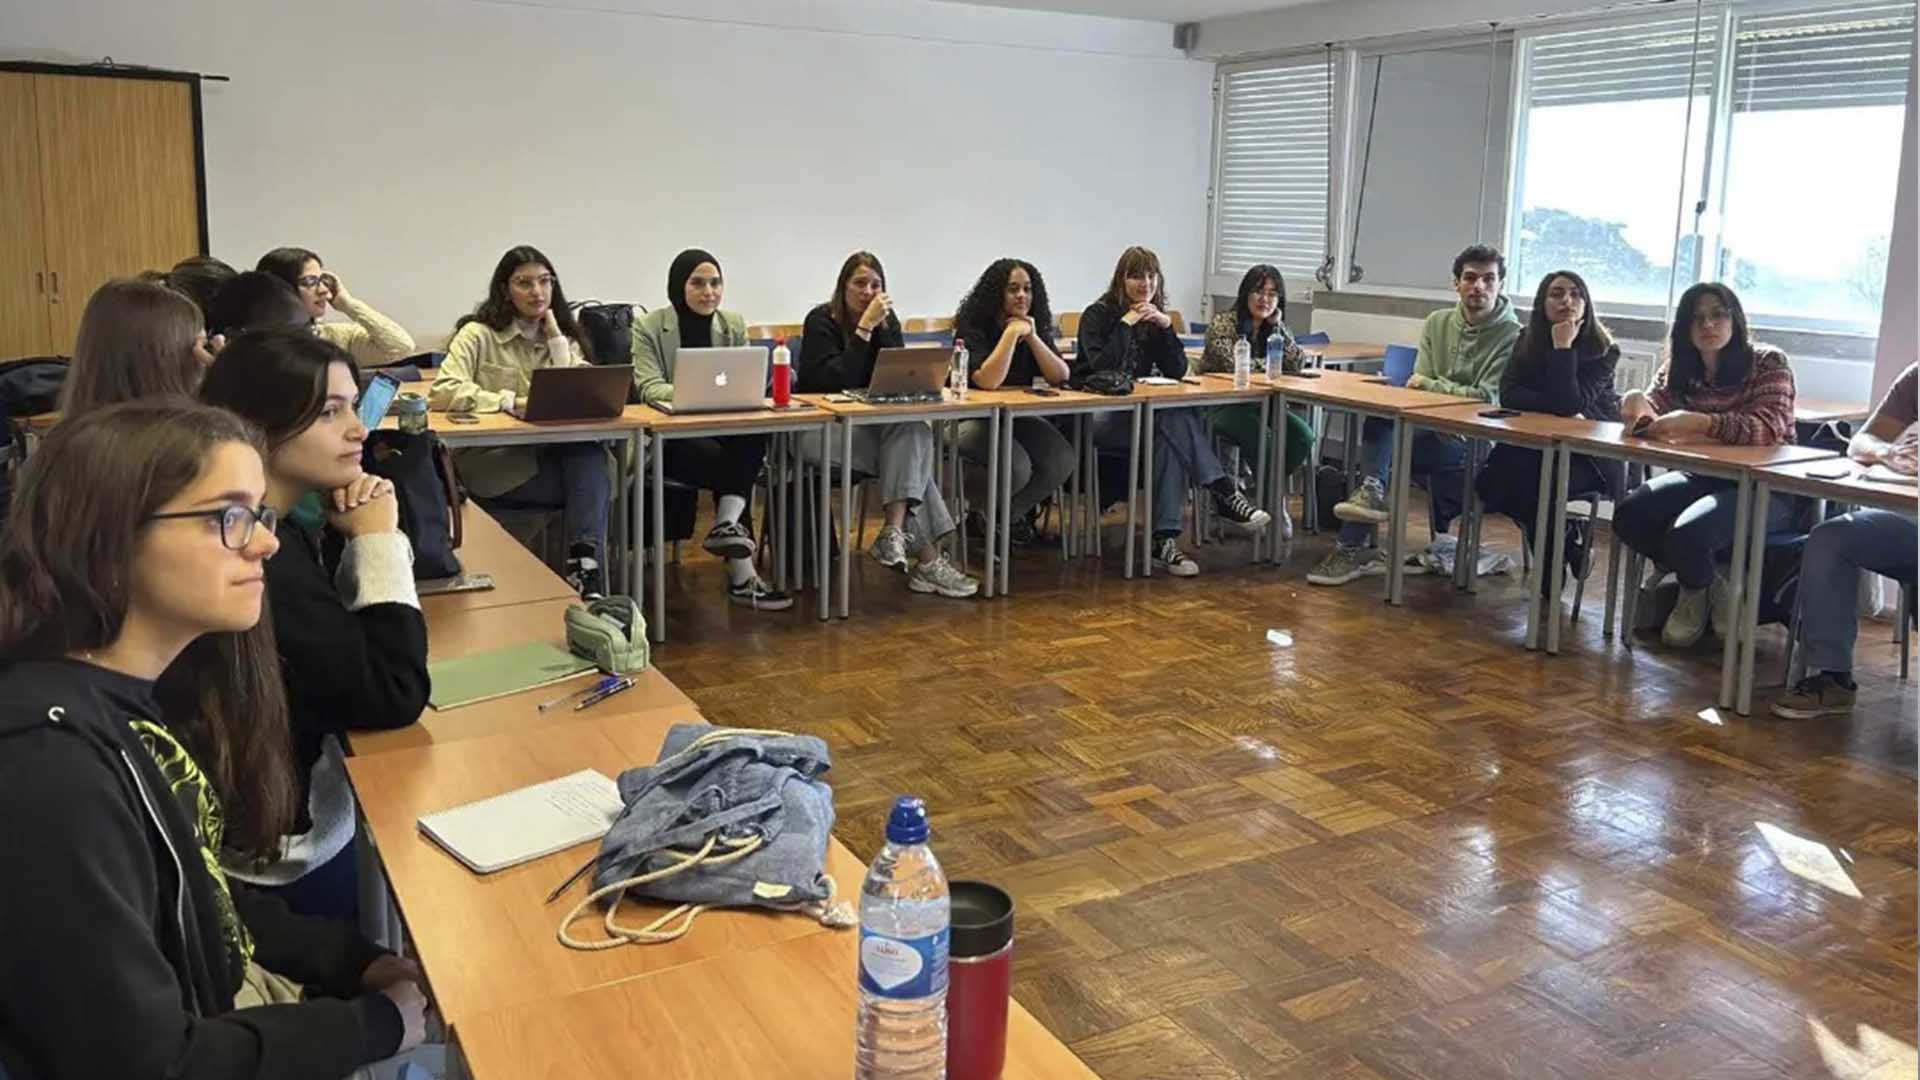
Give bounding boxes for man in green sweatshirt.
[1307,244,1521,586]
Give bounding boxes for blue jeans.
[489,442,612,550]
[1613,471,1800,590]
[1339,416,1468,546]
[1797,509,1917,674]
[1094,407,1227,537]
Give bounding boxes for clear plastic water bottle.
[1264,334,1283,383]
[1232,334,1252,391]
[950,340,970,401]
[855,796,950,1080]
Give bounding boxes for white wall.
[0,0,1212,341]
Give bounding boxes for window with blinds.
[1210,58,1332,291]
[1511,0,1913,333]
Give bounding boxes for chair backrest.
[747,322,804,344]
[1383,344,1418,387]
[1295,331,1331,346]
[902,330,955,347]
[905,316,953,333]
[1166,309,1185,334]
[1057,311,1081,338]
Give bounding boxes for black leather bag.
[362,429,465,579]
[576,302,643,401]
[1068,368,1134,396]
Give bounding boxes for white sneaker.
[1276,501,1294,541]
[1662,585,1710,648]
[908,553,978,597]
[868,525,910,571]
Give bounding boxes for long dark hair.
[256,246,321,290]
[1668,282,1755,390]
[1515,269,1613,366]
[465,245,588,356]
[828,251,885,329]
[60,279,207,416]
[1230,264,1287,337]
[0,399,297,862]
[954,258,1054,341]
[205,271,307,337]
[199,330,361,455]
[165,255,237,316]
[1100,246,1167,311]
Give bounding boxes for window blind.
[1731,2,1915,111]
[1212,58,1331,283]
[1527,11,1722,107]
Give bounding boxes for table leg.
[1717,475,1754,709]
[1066,415,1081,561]
[630,431,645,614]
[1142,401,1156,577]
[839,417,855,619]
[1124,403,1139,577]
[1737,481,1772,715]
[999,405,1014,595]
[1465,440,1487,595]
[1255,394,1271,565]
[651,433,666,644]
[1454,440,1477,591]
[771,433,787,594]
[1344,411,1360,503]
[1547,443,1571,655]
[1269,393,1289,561]
[1385,417,1410,606]
[983,409,999,599]
[818,424,831,621]
[1525,443,1553,651]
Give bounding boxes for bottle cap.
[885,795,931,845]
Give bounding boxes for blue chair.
[903,330,955,347]
[1383,344,1417,387]
[1295,331,1330,347]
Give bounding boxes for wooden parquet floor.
[647,501,1917,1080]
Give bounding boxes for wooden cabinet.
[0,67,205,359]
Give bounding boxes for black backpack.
[362,429,465,579]
[0,357,69,528]
[575,302,643,401]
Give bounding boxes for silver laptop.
[847,346,950,405]
[651,346,769,414]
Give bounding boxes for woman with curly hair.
[1081,246,1269,577]
[952,258,1076,543]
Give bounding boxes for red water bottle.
[771,338,792,408]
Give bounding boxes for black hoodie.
[0,658,402,1080]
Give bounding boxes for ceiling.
[950,0,1324,24]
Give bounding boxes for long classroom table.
[1734,458,1918,715]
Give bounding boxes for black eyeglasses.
[146,504,278,550]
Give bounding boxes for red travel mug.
[771,338,793,408]
[947,881,1014,1080]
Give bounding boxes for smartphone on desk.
[1804,465,1853,481]
[1026,387,1060,397]
[417,572,496,596]
[357,372,400,430]
[1293,371,1322,379]
[1478,408,1521,419]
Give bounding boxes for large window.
[1510,0,1914,333]
[1208,54,1335,299]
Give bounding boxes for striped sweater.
[1645,345,1796,446]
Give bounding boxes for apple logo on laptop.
[715,372,729,388]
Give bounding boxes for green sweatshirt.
[1407,296,1520,403]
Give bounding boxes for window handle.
[35,270,44,296]
[49,270,59,301]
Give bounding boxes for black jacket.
[273,520,428,830]
[0,658,401,1080]
[1072,298,1186,382]
[1499,339,1626,499]
[955,316,1054,389]
[794,304,903,393]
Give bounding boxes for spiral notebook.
[417,769,624,874]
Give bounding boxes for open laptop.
[650,346,769,414]
[847,346,950,405]
[506,365,632,422]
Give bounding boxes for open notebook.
[417,769,625,874]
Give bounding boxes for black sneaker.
[727,574,794,611]
[1564,519,1592,581]
[566,541,606,599]
[964,510,988,541]
[702,520,756,559]
[1210,488,1272,532]
[1010,515,1040,546]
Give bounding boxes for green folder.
[428,642,597,710]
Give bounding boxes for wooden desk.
[352,597,694,754]
[1557,427,1838,709]
[1733,457,1917,715]
[636,402,834,637]
[805,392,1006,609]
[969,388,1143,590]
[1795,397,1871,426]
[345,710,867,1028]
[454,931,1097,1080]
[422,503,578,616]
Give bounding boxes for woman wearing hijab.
[630,249,792,610]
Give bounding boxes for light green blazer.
[629,307,750,405]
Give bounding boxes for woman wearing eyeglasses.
[0,400,427,1078]
[258,246,417,365]
[1614,282,1800,648]
[200,329,429,918]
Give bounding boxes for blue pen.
[574,677,636,712]
[537,674,621,712]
